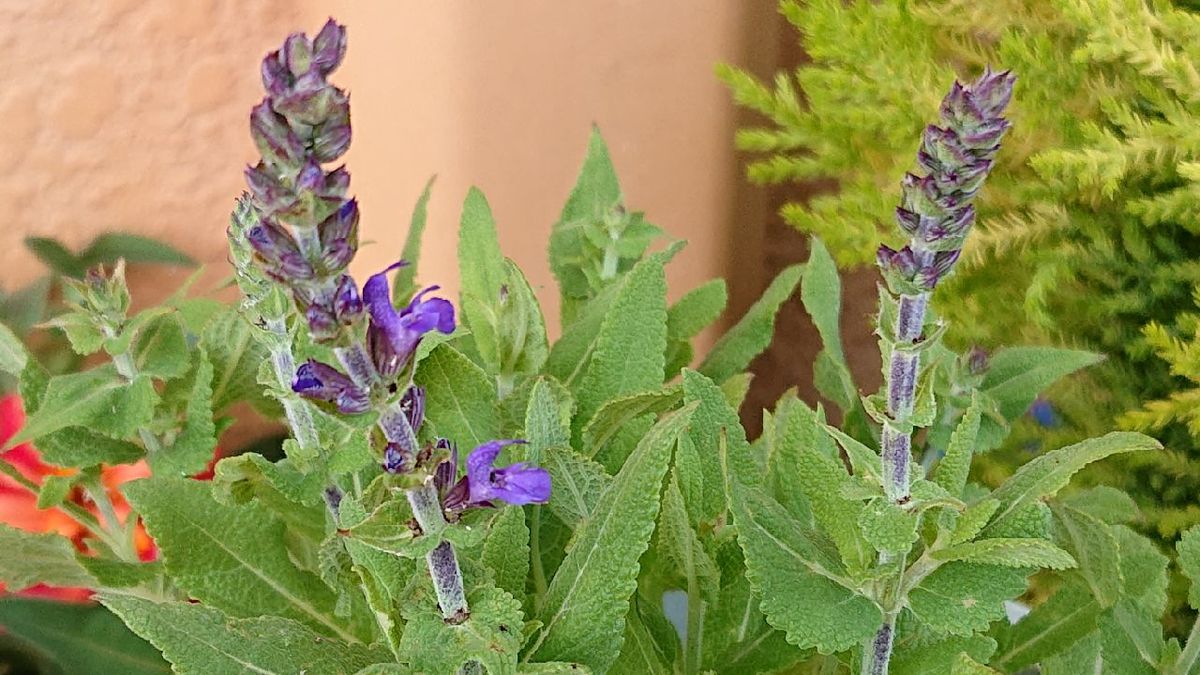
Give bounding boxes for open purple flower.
[363,262,456,377]
[466,440,551,506]
[292,359,370,414]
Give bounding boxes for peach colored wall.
[1,1,766,336]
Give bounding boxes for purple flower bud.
[318,199,359,272]
[924,249,962,288]
[274,72,345,126]
[364,263,456,378]
[260,50,291,97]
[1029,397,1060,429]
[323,166,350,196]
[432,439,457,494]
[466,440,550,506]
[895,207,920,236]
[250,100,304,169]
[305,303,339,341]
[965,346,989,376]
[332,274,363,323]
[970,67,1016,119]
[323,486,344,514]
[382,442,414,474]
[312,19,347,75]
[296,158,325,193]
[400,386,426,437]
[283,32,312,77]
[876,244,918,280]
[247,221,314,280]
[293,359,370,414]
[313,121,352,163]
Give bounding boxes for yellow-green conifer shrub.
[721,0,1200,544]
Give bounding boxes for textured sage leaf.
[1059,486,1139,525]
[1051,503,1122,608]
[76,556,163,589]
[610,607,673,675]
[656,470,720,604]
[483,505,530,603]
[345,498,437,558]
[45,311,105,355]
[1178,525,1200,611]
[415,342,499,451]
[580,386,681,460]
[1114,525,1169,618]
[727,474,881,652]
[200,306,274,413]
[572,255,668,443]
[950,499,999,545]
[543,281,620,389]
[0,597,168,674]
[35,473,75,509]
[976,346,1103,450]
[25,236,84,276]
[802,238,856,410]
[891,634,997,675]
[0,524,95,590]
[932,538,1076,569]
[399,582,524,674]
[986,432,1159,530]
[934,392,981,497]
[908,562,1030,637]
[125,478,369,643]
[499,258,551,379]
[132,312,189,380]
[392,175,435,302]
[151,353,216,477]
[529,405,694,671]
[37,427,144,467]
[549,127,622,303]
[541,445,611,528]
[13,366,158,445]
[859,499,918,554]
[700,575,808,674]
[101,594,384,675]
[307,404,376,475]
[458,187,508,373]
[0,320,27,375]
[720,371,754,410]
[667,279,727,340]
[822,422,881,482]
[682,369,757,523]
[523,377,574,459]
[991,580,1101,671]
[699,264,802,384]
[950,653,1002,674]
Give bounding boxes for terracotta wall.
[0,1,780,339]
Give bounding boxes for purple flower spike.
[363,263,456,377]
[311,19,347,75]
[293,359,370,414]
[466,440,551,506]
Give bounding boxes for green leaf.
[76,557,162,589]
[1051,503,1123,608]
[0,321,27,375]
[44,312,105,355]
[415,343,499,451]
[541,445,611,528]
[610,606,673,675]
[345,498,437,558]
[0,597,168,674]
[1059,486,1139,525]
[392,175,436,302]
[580,386,682,460]
[859,498,918,554]
[498,258,551,380]
[544,281,621,389]
[458,187,508,373]
[726,475,881,652]
[986,432,1159,531]
[36,473,76,509]
[100,595,384,675]
[573,255,668,442]
[1177,525,1200,611]
[950,498,1000,545]
[699,263,802,384]
[528,405,694,671]
[132,312,189,380]
[201,306,274,413]
[976,347,1103,450]
[78,233,195,268]
[25,236,84,277]
[523,377,574,459]
[682,369,757,523]
[0,524,95,590]
[13,366,158,445]
[656,470,720,603]
[932,538,1076,569]
[399,582,524,674]
[908,562,1030,637]
[802,239,856,410]
[124,478,368,643]
[892,635,997,675]
[483,506,530,603]
[701,575,808,674]
[992,580,1102,671]
[151,353,216,477]
[934,392,982,497]
[667,279,727,340]
[37,427,144,467]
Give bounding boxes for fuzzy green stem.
[263,317,320,452]
[335,342,379,390]
[109,347,166,455]
[407,483,468,620]
[862,613,897,675]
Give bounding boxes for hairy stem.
[881,292,929,503]
[862,614,897,675]
[263,317,320,452]
[335,342,379,390]
[407,483,468,619]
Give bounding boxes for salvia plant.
[719,0,1200,566]
[3,17,1200,675]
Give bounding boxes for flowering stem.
[263,317,319,452]
[862,614,897,675]
[881,292,928,504]
[407,482,469,619]
[334,343,379,390]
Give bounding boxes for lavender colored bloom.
[363,262,456,377]
[382,442,414,474]
[311,19,347,75]
[317,199,359,272]
[293,359,370,414]
[466,440,551,506]
[400,386,426,436]
[332,274,363,322]
[246,220,314,281]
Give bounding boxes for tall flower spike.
[364,263,456,378]
[466,440,551,507]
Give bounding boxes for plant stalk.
[407,482,469,619]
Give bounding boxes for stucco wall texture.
[1,1,770,333]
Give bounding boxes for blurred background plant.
[0,233,194,391]
[720,0,1200,633]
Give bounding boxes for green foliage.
[0,597,168,675]
[722,0,1200,557]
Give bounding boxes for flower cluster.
[877,67,1016,293]
[244,19,360,342]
